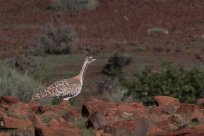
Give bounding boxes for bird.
[31,56,96,101]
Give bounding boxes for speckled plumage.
[31,56,96,101]
[31,77,81,101]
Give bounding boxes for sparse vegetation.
[121,62,204,105]
[8,54,42,73]
[74,117,96,136]
[102,53,132,77]
[31,23,77,56]
[99,53,132,102]
[49,0,98,11]
[81,128,96,136]
[0,62,43,102]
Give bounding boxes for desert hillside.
[0,0,204,136]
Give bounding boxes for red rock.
[120,112,134,119]
[104,120,136,136]
[38,105,52,113]
[191,109,203,121]
[104,107,119,118]
[129,102,144,109]
[168,114,189,129]
[104,118,150,136]
[96,129,104,136]
[177,104,200,120]
[0,109,6,117]
[87,111,107,129]
[7,102,30,119]
[133,117,150,136]
[62,108,81,122]
[154,96,180,106]
[39,111,60,124]
[102,133,112,136]
[0,115,32,129]
[82,98,116,117]
[32,115,44,127]
[48,119,60,127]
[197,98,204,108]
[48,118,76,129]
[156,120,178,131]
[158,114,171,122]
[0,132,11,136]
[195,124,204,130]
[117,102,144,113]
[177,104,199,113]
[147,125,165,136]
[161,105,178,114]
[28,101,41,113]
[14,127,35,136]
[0,96,20,105]
[58,100,71,107]
[35,125,80,136]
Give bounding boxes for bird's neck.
[78,60,89,83]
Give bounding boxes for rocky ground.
[0,96,204,136]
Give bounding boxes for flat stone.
[0,115,32,129]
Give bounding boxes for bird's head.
[86,56,96,64]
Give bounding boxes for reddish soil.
[0,0,204,58]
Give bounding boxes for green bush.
[31,23,77,56]
[49,0,98,11]
[121,63,204,105]
[0,62,43,102]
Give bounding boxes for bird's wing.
[32,79,81,100]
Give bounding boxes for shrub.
[49,0,98,11]
[31,23,77,56]
[121,63,204,105]
[101,53,132,77]
[0,62,43,102]
[8,54,41,73]
[99,53,132,101]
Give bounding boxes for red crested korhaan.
[31,56,96,101]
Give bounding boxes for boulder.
[87,111,107,129]
[156,120,178,131]
[35,118,80,136]
[161,105,178,114]
[7,102,31,119]
[104,118,150,136]
[48,118,77,129]
[133,117,150,136]
[13,127,35,136]
[35,124,80,136]
[177,104,199,114]
[0,96,20,105]
[191,109,203,122]
[39,111,60,124]
[0,115,32,129]
[82,98,116,117]
[177,104,203,121]
[154,96,180,106]
[62,108,81,122]
[0,132,11,136]
[147,125,165,136]
[96,129,104,136]
[104,120,135,136]
[117,102,144,114]
[197,98,204,109]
